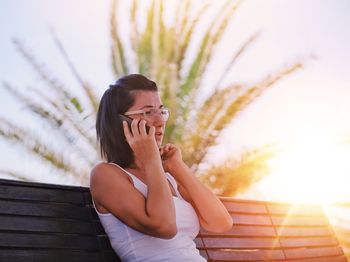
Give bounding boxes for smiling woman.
[90,74,232,261]
[267,132,350,204]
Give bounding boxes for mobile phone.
[119,114,150,134]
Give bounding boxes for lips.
[155,132,163,136]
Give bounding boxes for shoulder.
[90,162,131,192]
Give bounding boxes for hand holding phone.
[119,114,150,134]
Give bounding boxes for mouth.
[155,132,163,137]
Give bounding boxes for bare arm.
[90,119,176,239]
[161,144,233,233]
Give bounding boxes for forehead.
[129,90,162,109]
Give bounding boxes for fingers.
[125,118,155,138]
[163,143,175,152]
[122,121,133,142]
[160,144,175,156]
[130,118,141,136]
[138,118,155,136]
[148,125,155,136]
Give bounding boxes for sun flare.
[266,131,350,204]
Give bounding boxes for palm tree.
[0,0,303,193]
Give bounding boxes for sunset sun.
[267,131,350,204]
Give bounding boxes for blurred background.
[1,0,350,257]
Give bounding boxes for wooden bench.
[0,178,346,261]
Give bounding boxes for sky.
[1,0,350,202]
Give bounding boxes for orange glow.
[267,130,350,204]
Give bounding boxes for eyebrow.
[139,105,165,109]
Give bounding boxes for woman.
[90,74,232,261]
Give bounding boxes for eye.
[144,108,157,116]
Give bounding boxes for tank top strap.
[105,162,182,199]
[165,172,183,199]
[105,162,148,197]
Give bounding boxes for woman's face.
[126,90,167,147]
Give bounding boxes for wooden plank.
[280,237,339,248]
[284,246,344,259]
[222,201,267,214]
[202,237,282,249]
[267,204,324,216]
[0,200,89,220]
[271,216,329,226]
[0,178,83,191]
[102,251,122,262]
[194,236,205,248]
[276,226,333,237]
[206,249,285,261]
[0,185,83,204]
[0,216,94,234]
[0,232,99,250]
[232,214,272,225]
[83,191,93,204]
[198,249,209,260]
[88,205,100,220]
[98,235,114,250]
[0,249,105,262]
[200,225,276,237]
[284,256,348,262]
[93,220,107,235]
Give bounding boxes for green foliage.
[201,145,275,196]
[0,0,303,194]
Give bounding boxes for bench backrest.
[0,178,346,261]
[196,197,347,261]
[0,178,119,262]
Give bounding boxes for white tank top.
[92,163,207,262]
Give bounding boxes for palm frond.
[181,86,239,163]
[3,82,97,162]
[0,117,87,181]
[50,29,99,113]
[110,0,129,77]
[201,145,275,196]
[184,62,303,166]
[179,1,241,121]
[175,1,209,67]
[185,0,241,99]
[136,0,156,75]
[213,31,261,91]
[0,169,33,182]
[12,39,85,116]
[130,0,140,53]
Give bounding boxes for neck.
[129,159,145,172]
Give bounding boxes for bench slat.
[201,237,282,249]
[93,220,107,234]
[0,185,83,204]
[271,216,329,226]
[267,204,324,216]
[0,216,95,234]
[205,249,285,261]
[200,226,277,237]
[284,256,348,262]
[223,202,267,214]
[280,237,339,248]
[284,246,344,259]
[0,250,106,262]
[199,250,209,260]
[0,232,99,250]
[200,225,276,237]
[0,200,89,220]
[276,226,333,237]
[232,214,272,225]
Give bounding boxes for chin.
[156,138,163,147]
